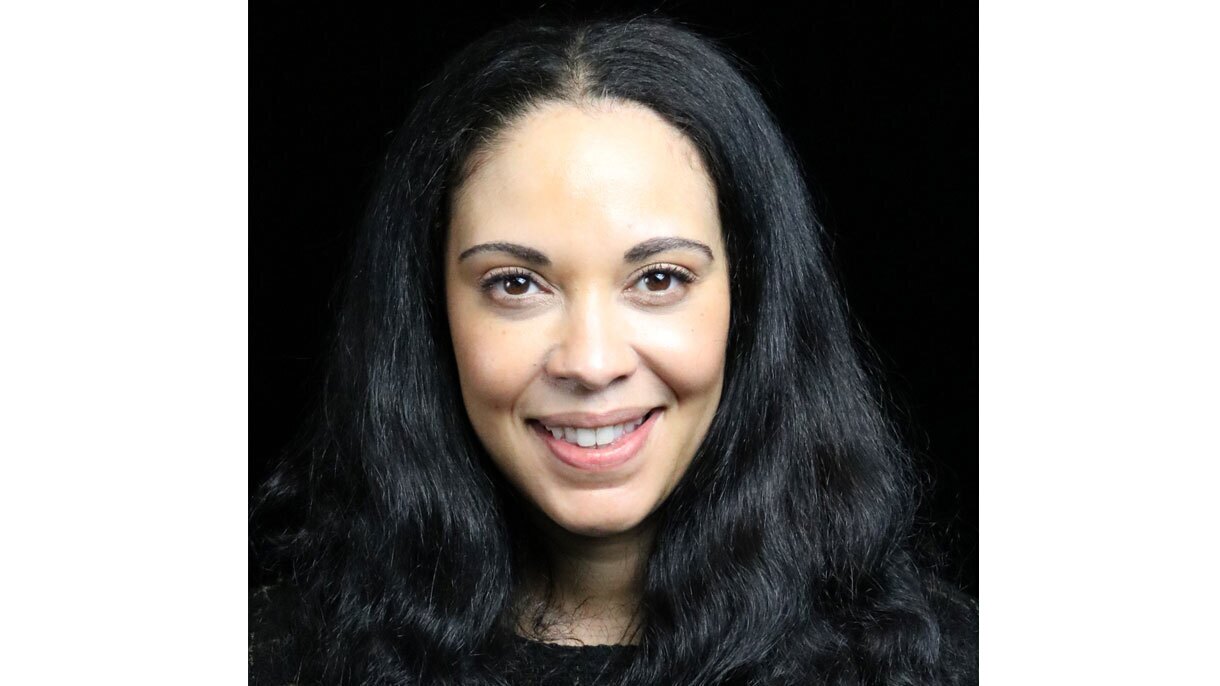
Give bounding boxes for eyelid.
[624,262,699,306]
[477,266,550,297]
[479,266,545,286]
[628,262,699,285]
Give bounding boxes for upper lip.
[531,406,657,428]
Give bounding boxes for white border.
[0,2,247,683]
[982,0,1220,682]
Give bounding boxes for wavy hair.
[253,11,966,685]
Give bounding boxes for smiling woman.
[251,11,977,686]
[445,103,732,644]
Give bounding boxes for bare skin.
[514,513,654,645]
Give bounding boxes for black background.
[251,2,978,595]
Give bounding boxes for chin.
[545,497,650,538]
[557,519,637,538]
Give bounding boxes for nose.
[543,292,637,391]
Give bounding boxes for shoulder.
[925,575,979,685]
[249,582,309,686]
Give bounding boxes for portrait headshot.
[9,2,1217,685]
[250,4,978,684]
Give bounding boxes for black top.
[502,635,637,685]
[250,581,977,685]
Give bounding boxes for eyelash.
[478,263,698,301]
[477,268,538,298]
[635,264,699,294]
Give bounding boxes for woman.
[250,12,978,685]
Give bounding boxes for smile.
[527,408,660,472]
[540,414,647,447]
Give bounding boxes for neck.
[517,513,654,646]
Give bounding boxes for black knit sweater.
[499,636,638,685]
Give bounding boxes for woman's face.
[445,101,730,538]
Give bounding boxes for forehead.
[448,101,721,253]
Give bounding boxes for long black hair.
[252,11,974,685]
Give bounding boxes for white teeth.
[595,425,616,446]
[575,428,597,447]
[540,413,651,448]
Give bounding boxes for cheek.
[450,315,543,416]
[635,288,731,396]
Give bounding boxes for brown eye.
[643,271,672,292]
[479,269,544,302]
[503,275,531,295]
[629,264,697,302]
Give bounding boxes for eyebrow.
[457,236,714,265]
[457,241,550,266]
[623,237,714,264]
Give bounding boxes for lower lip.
[530,410,660,472]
